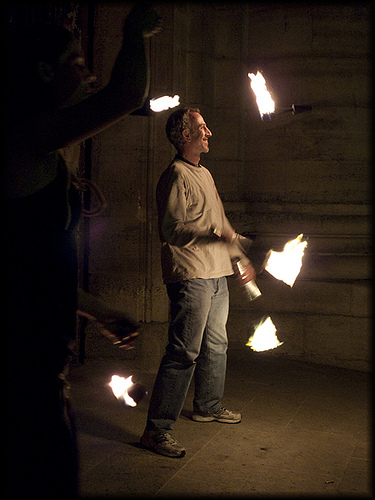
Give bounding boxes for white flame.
[265,234,307,287]
[246,316,283,352]
[109,375,137,407]
[248,71,275,118]
[150,95,180,112]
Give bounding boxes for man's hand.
[237,261,256,284]
[212,227,236,243]
[233,259,256,284]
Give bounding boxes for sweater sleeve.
[157,167,215,247]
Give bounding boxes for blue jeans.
[146,277,229,431]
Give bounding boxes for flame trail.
[265,234,307,287]
[109,375,137,407]
[248,71,275,119]
[150,95,180,112]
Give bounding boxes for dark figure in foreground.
[5,6,160,496]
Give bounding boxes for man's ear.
[38,61,55,83]
[182,129,191,142]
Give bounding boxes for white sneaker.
[192,407,241,424]
[141,429,186,458]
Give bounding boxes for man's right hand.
[212,227,236,243]
[234,260,256,284]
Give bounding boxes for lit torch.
[265,234,308,287]
[248,71,312,119]
[246,316,283,352]
[131,95,180,116]
[248,71,275,120]
[109,375,147,408]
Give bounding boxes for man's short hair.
[165,106,200,152]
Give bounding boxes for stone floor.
[69,345,371,498]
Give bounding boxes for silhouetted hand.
[123,4,162,38]
[94,317,141,350]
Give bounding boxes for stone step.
[229,212,370,239]
[227,310,370,372]
[225,201,370,218]
[233,238,371,280]
[224,202,371,245]
[298,253,371,280]
[238,233,371,255]
[228,274,370,317]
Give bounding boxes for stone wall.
[85,3,371,371]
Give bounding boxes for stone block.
[304,315,370,371]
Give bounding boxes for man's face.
[186,112,212,154]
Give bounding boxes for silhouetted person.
[4,5,161,496]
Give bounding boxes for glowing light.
[109,375,137,407]
[248,71,275,119]
[246,316,283,352]
[265,234,307,287]
[150,95,180,112]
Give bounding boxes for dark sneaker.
[191,407,241,424]
[140,429,186,458]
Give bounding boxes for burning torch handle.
[77,289,140,349]
[93,318,140,350]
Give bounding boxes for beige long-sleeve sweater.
[156,156,248,284]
